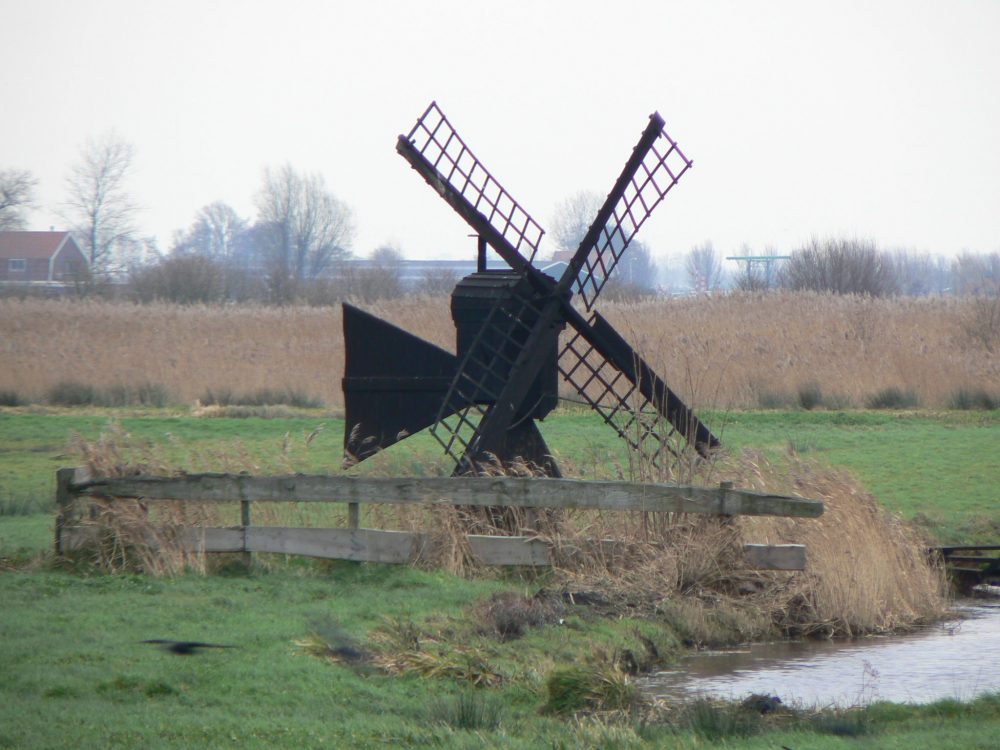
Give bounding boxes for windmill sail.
[559,309,720,463]
[342,304,457,463]
[397,101,544,271]
[346,101,718,478]
[561,114,693,310]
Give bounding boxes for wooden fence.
[55,468,823,570]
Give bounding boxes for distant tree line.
[684,239,996,299]
[3,132,999,306]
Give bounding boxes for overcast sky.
[3,0,998,266]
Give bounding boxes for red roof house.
[0,231,89,283]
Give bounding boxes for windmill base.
[459,419,561,534]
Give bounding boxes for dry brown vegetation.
[720,450,947,636]
[485,449,949,639]
[2,293,997,409]
[67,423,946,638]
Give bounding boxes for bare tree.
[550,190,603,253]
[414,266,458,296]
[952,251,1000,296]
[733,264,769,292]
[129,253,228,304]
[892,250,949,296]
[780,237,898,297]
[597,238,659,301]
[0,168,37,230]
[685,241,723,291]
[62,131,139,277]
[347,244,405,302]
[551,190,659,299]
[253,164,354,301]
[173,201,248,262]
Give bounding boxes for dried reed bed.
[600,292,999,409]
[545,449,947,637]
[68,423,945,635]
[72,425,218,575]
[1,299,348,406]
[722,451,947,636]
[304,449,949,636]
[2,293,996,408]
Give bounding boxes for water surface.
[641,601,1000,706]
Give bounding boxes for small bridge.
[935,546,1000,587]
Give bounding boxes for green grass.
[536,406,999,544]
[0,405,998,748]
[1,406,997,542]
[0,408,346,517]
[704,409,1000,543]
[0,565,523,750]
[1,563,999,749]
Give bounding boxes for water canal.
[640,600,1000,706]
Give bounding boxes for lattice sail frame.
[404,102,545,265]
[559,316,681,470]
[570,129,692,311]
[396,102,714,473]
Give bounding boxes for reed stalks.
[2,292,996,409]
[64,410,947,637]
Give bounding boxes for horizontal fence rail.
[66,472,825,517]
[56,468,822,571]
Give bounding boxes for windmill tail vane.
[342,101,719,476]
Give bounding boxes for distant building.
[0,231,89,284]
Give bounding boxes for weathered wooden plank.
[55,467,93,554]
[467,535,552,566]
[246,527,418,564]
[60,526,246,554]
[187,527,244,553]
[742,544,806,571]
[58,524,807,570]
[55,468,74,555]
[72,474,823,518]
[243,528,555,566]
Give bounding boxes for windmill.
[342,102,719,477]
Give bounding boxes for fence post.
[239,474,253,568]
[719,481,735,524]
[54,468,75,555]
[348,502,360,530]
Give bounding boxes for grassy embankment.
[0,408,996,748]
[0,563,998,750]
[2,407,996,544]
[1,292,997,747]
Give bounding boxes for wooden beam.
[73,474,822,518]
[246,527,418,564]
[60,524,807,570]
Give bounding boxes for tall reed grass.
[68,423,947,638]
[2,293,996,409]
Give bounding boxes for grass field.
[0,564,1000,750]
[2,406,996,543]
[1,406,998,748]
[2,292,998,747]
[1,563,999,749]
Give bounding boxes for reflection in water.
[641,602,1000,706]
